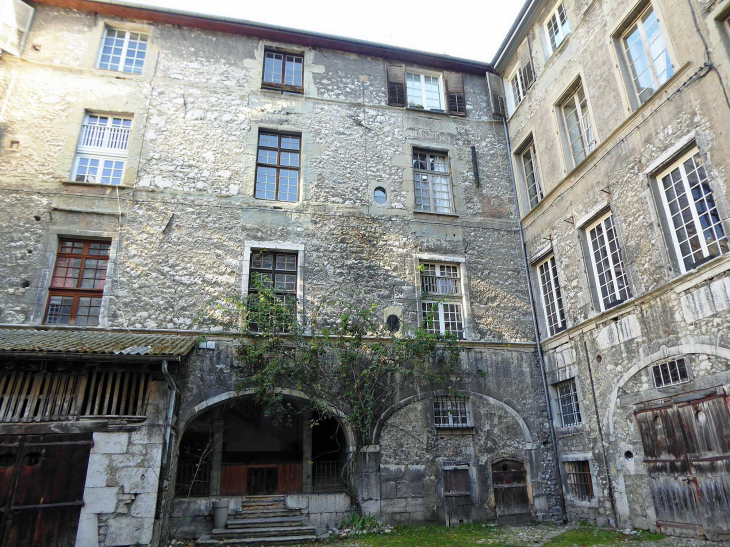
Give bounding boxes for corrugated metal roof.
[0,329,197,357]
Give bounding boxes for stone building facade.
[494,0,730,539]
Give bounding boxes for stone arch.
[372,389,536,448]
[605,342,730,435]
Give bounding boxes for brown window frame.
[44,238,111,326]
[261,49,304,94]
[255,131,301,202]
[247,250,298,333]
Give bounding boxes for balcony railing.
[80,123,131,153]
[421,275,460,296]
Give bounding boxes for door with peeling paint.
[635,394,730,540]
[0,433,92,547]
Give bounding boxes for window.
[72,114,132,185]
[255,132,301,202]
[652,358,689,388]
[44,239,110,326]
[620,6,673,106]
[510,68,526,108]
[247,251,298,332]
[262,50,304,94]
[433,397,471,429]
[656,148,728,272]
[555,378,582,427]
[413,151,452,213]
[546,3,570,54]
[560,84,595,167]
[521,141,543,209]
[586,212,632,310]
[537,255,566,336]
[420,262,464,338]
[97,28,147,74]
[0,0,34,57]
[564,460,594,500]
[406,71,443,111]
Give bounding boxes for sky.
[127,0,523,63]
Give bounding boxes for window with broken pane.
[413,151,452,214]
[420,262,464,338]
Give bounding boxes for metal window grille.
[175,460,211,497]
[0,369,151,422]
[587,213,632,310]
[312,461,347,492]
[522,143,543,209]
[45,239,111,326]
[622,6,673,105]
[406,72,442,111]
[73,114,131,186]
[413,151,452,213]
[561,84,595,167]
[538,255,566,336]
[652,358,689,388]
[564,460,594,500]
[97,28,147,74]
[433,397,471,429]
[555,378,582,427]
[547,3,570,53]
[255,132,301,202]
[262,50,304,93]
[658,149,728,272]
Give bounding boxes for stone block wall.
[286,493,351,532]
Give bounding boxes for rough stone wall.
[502,0,730,531]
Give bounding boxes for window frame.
[584,211,632,311]
[254,131,301,203]
[247,250,299,333]
[545,2,571,55]
[405,69,445,112]
[651,358,690,389]
[536,254,566,336]
[261,48,305,94]
[509,65,526,111]
[95,27,148,74]
[559,83,596,169]
[564,460,594,500]
[72,113,132,186]
[419,261,465,339]
[521,141,543,209]
[554,378,582,428]
[412,149,454,214]
[433,396,472,429]
[654,147,728,273]
[44,239,111,326]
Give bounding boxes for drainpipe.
[486,73,567,521]
[162,359,177,467]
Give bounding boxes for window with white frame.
[554,378,582,427]
[651,358,690,388]
[433,397,471,429]
[537,254,566,336]
[621,5,674,105]
[560,83,596,168]
[72,114,132,185]
[586,212,632,310]
[413,150,453,214]
[406,71,443,111]
[546,2,570,54]
[97,28,147,74]
[510,67,526,109]
[521,141,543,209]
[656,148,728,272]
[420,262,464,338]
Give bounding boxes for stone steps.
[227,515,305,528]
[197,534,317,545]
[231,508,296,519]
[212,525,317,539]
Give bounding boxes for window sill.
[555,424,586,437]
[261,84,304,96]
[406,107,449,116]
[62,180,133,190]
[435,427,475,435]
[252,198,301,209]
[413,211,459,219]
[95,68,145,80]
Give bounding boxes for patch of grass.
[326,522,524,546]
[544,526,665,547]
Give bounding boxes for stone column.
[302,411,313,493]
[210,419,225,496]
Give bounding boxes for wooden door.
[0,433,92,547]
[492,459,531,523]
[248,467,278,495]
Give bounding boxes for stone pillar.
[209,419,225,496]
[302,411,313,493]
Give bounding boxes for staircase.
[197,495,318,545]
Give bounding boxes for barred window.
[546,2,570,54]
[262,50,304,94]
[586,212,632,310]
[652,358,689,388]
[555,378,582,427]
[97,28,147,74]
[73,114,132,186]
[420,262,464,338]
[433,397,471,429]
[564,460,594,500]
[255,132,301,202]
[413,151,452,214]
[656,148,728,272]
[537,255,566,336]
[45,239,111,326]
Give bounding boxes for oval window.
[374,187,387,204]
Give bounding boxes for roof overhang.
[491,0,544,74]
[32,0,495,75]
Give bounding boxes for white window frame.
[620,5,674,106]
[509,65,526,112]
[585,212,632,311]
[433,396,471,429]
[545,2,570,55]
[651,358,690,389]
[521,141,543,209]
[406,70,445,112]
[420,262,465,338]
[554,378,582,427]
[560,83,596,168]
[412,149,454,214]
[537,254,566,336]
[655,147,728,273]
[72,114,132,186]
[96,27,148,74]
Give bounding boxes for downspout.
[486,73,567,521]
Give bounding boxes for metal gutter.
[492,0,539,71]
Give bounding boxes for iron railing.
[175,461,211,497]
[312,461,347,492]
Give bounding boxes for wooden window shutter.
[386,64,406,107]
[491,92,506,118]
[444,71,466,116]
[0,0,34,56]
[517,39,535,90]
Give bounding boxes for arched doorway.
[491,458,530,523]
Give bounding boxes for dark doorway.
[492,458,531,524]
[248,467,278,495]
